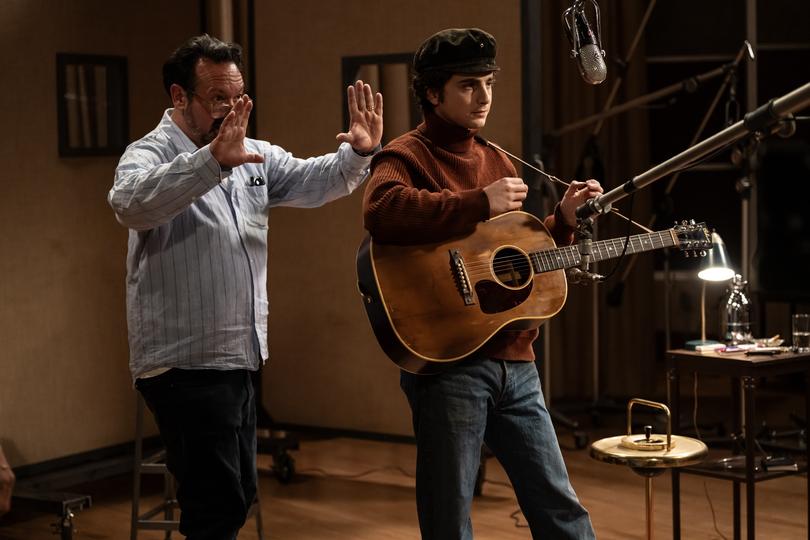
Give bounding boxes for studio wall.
[0,0,199,467]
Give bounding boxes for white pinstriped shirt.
[109,109,372,380]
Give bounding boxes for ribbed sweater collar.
[417,111,478,154]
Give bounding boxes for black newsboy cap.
[414,28,500,74]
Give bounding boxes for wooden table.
[667,348,810,539]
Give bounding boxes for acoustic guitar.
[356,211,711,374]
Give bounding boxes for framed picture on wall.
[56,53,128,157]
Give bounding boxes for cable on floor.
[297,465,415,480]
[703,480,729,540]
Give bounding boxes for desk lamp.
[688,232,735,349]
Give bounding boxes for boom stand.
[574,82,810,227]
[552,35,754,429]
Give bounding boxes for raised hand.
[559,179,604,226]
[483,177,528,217]
[336,80,383,153]
[210,95,265,168]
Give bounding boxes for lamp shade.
[698,232,735,281]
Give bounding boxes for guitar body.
[357,212,567,374]
[357,212,710,374]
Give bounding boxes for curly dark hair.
[162,34,243,96]
[411,69,454,113]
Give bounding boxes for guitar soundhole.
[473,247,534,314]
[491,247,532,289]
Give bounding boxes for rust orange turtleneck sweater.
[363,111,575,361]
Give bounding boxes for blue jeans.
[400,357,595,540]
[136,368,257,540]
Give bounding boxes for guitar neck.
[530,229,677,273]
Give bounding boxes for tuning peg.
[700,250,707,257]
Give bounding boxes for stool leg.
[646,476,654,540]
[254,497,264,540]
[164,472,174,540]
[252,473,264,540]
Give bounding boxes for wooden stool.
[590,399,707,540]
[130,393,264,539]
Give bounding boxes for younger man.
[363,28,600,539]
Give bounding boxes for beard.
[182,108,223,146]
[203,117,225,144]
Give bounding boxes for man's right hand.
[483,177,528,217]
[210,95,265,169]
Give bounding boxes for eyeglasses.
[189,91,245,117]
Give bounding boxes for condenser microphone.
[563,0,607,85]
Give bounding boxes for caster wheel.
[273,452,296,483]
[573,431,589,450]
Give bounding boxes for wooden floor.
[0,433,806,539]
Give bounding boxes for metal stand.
[574,81,810,223]
[11,489,92,540]
[130,396,179,539]
[566,41,756,345]
[591,399,708,540]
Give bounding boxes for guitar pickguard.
[474,279,533,314]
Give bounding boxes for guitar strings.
[462,244,667,273]
[459,233,674,278]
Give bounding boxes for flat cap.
[414,28,499,74]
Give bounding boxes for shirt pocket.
[237,184,269,229]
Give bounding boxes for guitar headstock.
[673,220,712,257]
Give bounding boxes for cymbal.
[590,435,708,470]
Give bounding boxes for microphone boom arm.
[575,81,810,222]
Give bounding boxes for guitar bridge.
[450,249,475,306]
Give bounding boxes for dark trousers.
[136,368,257,540]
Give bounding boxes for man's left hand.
[336,80,383,153]
[559,179,604,227]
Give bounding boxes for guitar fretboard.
[529,230,676,274]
